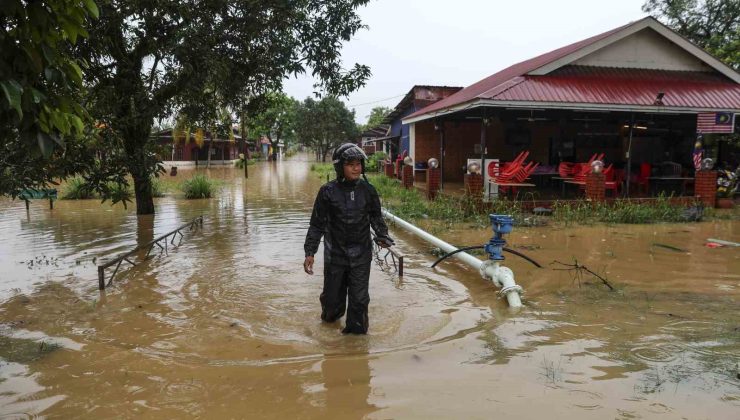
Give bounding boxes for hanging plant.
[194,128,205,147]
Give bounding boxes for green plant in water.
[310,163,335,180]
[181,174,215,199]
[150,176,165,198]
[61,177,95,199]
[234,153,257,168]
[105,182,133,204]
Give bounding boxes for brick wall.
[694,170,717,207]
[402,165,414,189]
[383,161,394,177]
[427,167,441,200]
[413,119,558,184]
[585,172,605,201]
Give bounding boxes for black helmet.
[332,143,368,180]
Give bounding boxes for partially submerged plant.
[181,174,215,199]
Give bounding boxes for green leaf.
[30,88,46,104]
[67,61,83,86]
[69,115,84,134]
[84,0,99,19]
[37,132,54,158]
[0,80,24,118]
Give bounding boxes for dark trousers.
[320,261,371,334]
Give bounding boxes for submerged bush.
[181,174,215,199]
[62,177,95,199]
[234,153,257,168]
[150,177,164,198]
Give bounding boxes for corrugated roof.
[405,20,632,120]
[491,66,740,108]
[405,17,740,121]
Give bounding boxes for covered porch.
[401,17,740,202]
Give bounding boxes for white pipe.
[382,208,523,308]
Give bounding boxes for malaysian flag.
[692,140,703,170]
[696,112,735,134]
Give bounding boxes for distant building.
[152,128,249,166]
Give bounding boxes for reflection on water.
[0,157,738,418]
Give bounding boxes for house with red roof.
[402,17,740,196]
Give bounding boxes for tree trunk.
[132,170,155,215]
[270,138,280,161]
[206,138,212,168]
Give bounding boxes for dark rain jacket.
[304,179,391,267]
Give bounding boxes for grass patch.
[552,195,691,225]
[181,174,217,199]
[310,162,335,181]
[370,175,510,226]
[61,177,95,199]
[370,175,701,227]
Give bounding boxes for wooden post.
[98,265,105,290]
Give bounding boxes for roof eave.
[403,99,740,124]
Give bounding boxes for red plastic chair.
[636,163,651,194]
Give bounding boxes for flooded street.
[0,158,738,419]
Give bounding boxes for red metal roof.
[492,66,740,108]
[405,17,740,121]
[405,20,632,120]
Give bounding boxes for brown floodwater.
[0,157,738,419]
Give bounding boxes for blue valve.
[484,214,514,260]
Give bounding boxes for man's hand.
[374,237,395,248]
[303,256,315,275]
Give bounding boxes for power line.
[347,93,405,108]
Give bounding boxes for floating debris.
[651,243,687,253]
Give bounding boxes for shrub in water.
[62,177,95,199]
[151,177,165,198]
[181,174,215,199]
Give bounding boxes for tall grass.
[61,177,95,199]
[181,174,216,199]
[371,175,695,226]
[552,195,689,225]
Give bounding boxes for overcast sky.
[282,0,650,124]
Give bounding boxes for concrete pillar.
[402,165,414,189]
[585,172,605,201]
[694,170,717,207]
[427,167,441,200]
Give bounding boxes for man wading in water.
[303,143,394,334]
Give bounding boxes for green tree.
[295,97,358,162]
[643,0,739,68]
[364,106,391,130]
[0,0,104,197]
[79,0,371,214]
[246,92,298,161]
